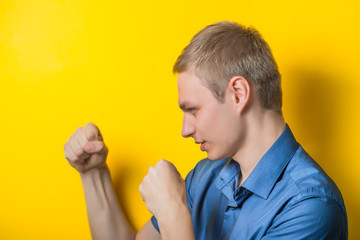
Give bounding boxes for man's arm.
[64,122,160,240]
[80,165,161,240]
[80,165,135,240]
[136,219,161,240]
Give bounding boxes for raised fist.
[139,159,187,219]
[64,122,108,173]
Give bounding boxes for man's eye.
[188,108,196,112]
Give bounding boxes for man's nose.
[181,115,195,138]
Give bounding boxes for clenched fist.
[64,122,108,173]
[139,159,187,220]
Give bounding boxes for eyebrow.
[179,103,188,111]
[179,102,192,111]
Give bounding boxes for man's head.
[174,21,282,112]
[176,21,283,160]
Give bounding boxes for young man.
[64,21,348,240]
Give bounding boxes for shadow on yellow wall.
[286,66,360,234]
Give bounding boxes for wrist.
[157,201,194,240]
[79,164,109,178]
[157,200,190,226]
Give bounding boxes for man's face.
[177,69,244,160]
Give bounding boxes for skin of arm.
[80,165,135,240]
[64,122,161,240]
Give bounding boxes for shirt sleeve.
[262,196,348,240]
[150,168,196,233]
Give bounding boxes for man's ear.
[228,76,251,113]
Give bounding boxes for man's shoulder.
[265,144,347,239]
[283,145,345,209]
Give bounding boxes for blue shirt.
[151,125,348,239]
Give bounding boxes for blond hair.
[173,21,282,111]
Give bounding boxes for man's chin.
[207,152,231,161]
[207,153,227,161]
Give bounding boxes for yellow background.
[1,0,359,239]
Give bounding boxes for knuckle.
[148,167,156,175]
[158,159,167,166]
[143,175,149,183]
[73,147,83,157]
[69,156,78,163]
[86,131,96,140]
[79,135,88,147]
[98,141,105,149]
[157,159,168,169]
[86,122,95,127]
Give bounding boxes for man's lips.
[200,142,206,151]
[196,141,206,151]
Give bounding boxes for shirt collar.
[215,124,299,200]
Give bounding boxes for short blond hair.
[173,21,282,112]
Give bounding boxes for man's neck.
[233,110,286,187]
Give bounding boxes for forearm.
[157,202,195,240]
[80,165,135,240]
